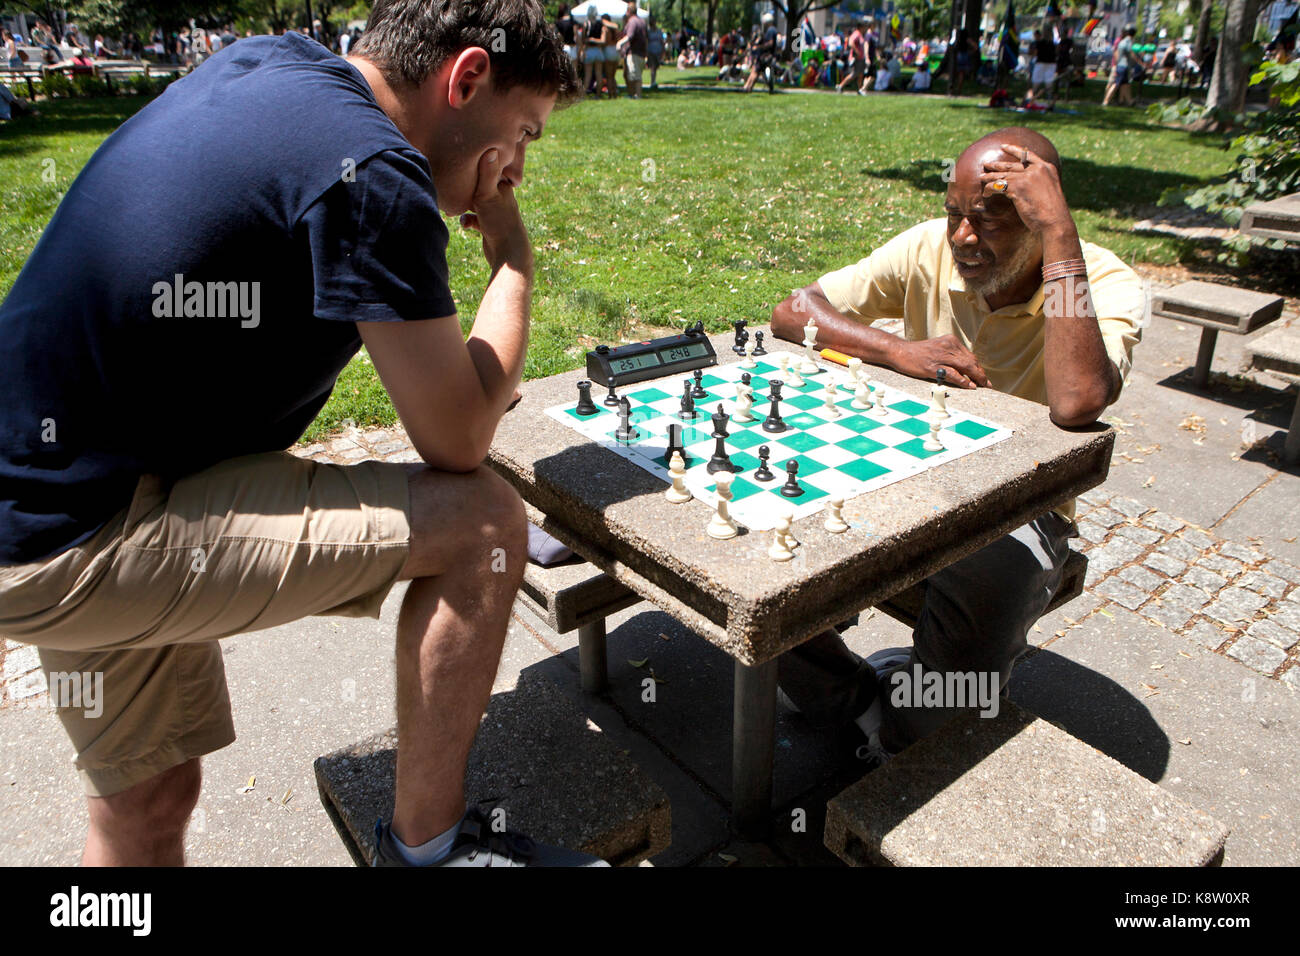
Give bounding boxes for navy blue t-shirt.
[0,33,456,565]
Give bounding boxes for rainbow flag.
[1082,16,1102,35]
[890,14,901,40]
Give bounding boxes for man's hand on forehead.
[974,142,1072,238]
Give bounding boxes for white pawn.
[923,419,944,452]
[769,515,794,561]
[824,497,848,533]
[852,376,872,410]
[786,356,805,388]
[707,471,739,539]
[741,340,757,369]
[930,383,950,421]
[781,504,798,550]
[822,380,841,418]
[733,381,755,422]
[778,353,792,383]
[666,452,692,503]
[871,383,889,417]
[847,356,863,384]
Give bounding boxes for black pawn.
[575,380,599,416]
[707,405,734,474]
[763,379,786,433]
[740,372,752,387]
[679,379,697,420]
[753,445,775,482]
[664,423,686,466]
[691,368,708,399]
[603,376,620,407]
[780,459,804,498]
[615,396,637,442]
[753,330,768,355]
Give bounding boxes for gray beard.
[963,241,1041,300]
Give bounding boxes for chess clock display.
[586,323,718,389]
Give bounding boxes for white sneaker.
[852,647,911,766]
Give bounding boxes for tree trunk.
[1192,0,1213,62]
[1204,0,1261,118]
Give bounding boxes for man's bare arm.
[771,283,991,388]
[356,148,532,472]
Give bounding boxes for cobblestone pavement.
[3,420,1296,707]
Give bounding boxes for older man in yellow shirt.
[769,126,1144,761]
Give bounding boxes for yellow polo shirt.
[818,218,1145,521]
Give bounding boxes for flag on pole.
[999,1,1019,73]
[890,13,901,41]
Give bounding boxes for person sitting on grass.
[0,0,607,868]
[909,57,932,91]
[768,127,1144,764]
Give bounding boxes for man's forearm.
[1041,227,1117,426]
[466,248,533,418]
[771,288,903,369]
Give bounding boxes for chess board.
[544,351,1013,531]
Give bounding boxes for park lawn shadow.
[0,96,150,161]
[865,153,1206,218]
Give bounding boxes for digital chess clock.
[586,323,718,388]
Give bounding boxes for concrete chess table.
[489,332,1115,836]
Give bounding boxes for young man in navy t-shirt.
[0,0,601,867]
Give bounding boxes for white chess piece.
[665,451,692,503]
[799,319,820,374]
[741,340,757,369]
[852,376,872,410]
[871,383,889,417]
[822,380,841,418]
[781,504,798,550]
[769,515,794,561]
[778,353,792,385]
[707,471,739,539]
[785,355,805,388]
[847,356,863,384]
[733,381,755,422]
[930,384,950,421]
[824,497,848,533]
[923,419,944,452]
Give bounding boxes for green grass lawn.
[1,86,1234,443]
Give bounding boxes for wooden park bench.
[1151,281,1284,389]
[1245,323,1300,465]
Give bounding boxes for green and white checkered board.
[545,352,1012,531]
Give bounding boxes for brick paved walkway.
[4,420,1296,709]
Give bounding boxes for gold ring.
[991,179,1009,193]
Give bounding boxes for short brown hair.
[353,0,579,101]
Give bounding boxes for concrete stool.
[1239,193,1300,242]
[314,671,671,866]
[1151,281,1284,388]
[1246,323,1300,465]
[824,699,1229,866]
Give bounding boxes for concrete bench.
[824,699,1229,866]
[1151,281,1284,388]
[1239,192,1300,243]
[314,671,671,866]
[1245,323,1300,465]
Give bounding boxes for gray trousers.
[879,511,1074,749]
[776,511,1074,749]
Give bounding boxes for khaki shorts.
[0,452,412,796]
[625,53,645,82]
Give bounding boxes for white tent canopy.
[571,1,649,21]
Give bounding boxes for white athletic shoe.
[852,647,911,767]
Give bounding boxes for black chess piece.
[603,376,620,407]
[740,372,752,387]
[753,445,775,482]
[615,396,638,442]
[763,380,786,433]
[575,380,599,416]
[691,368,708,399]
[732,318,748,354]
[664,423,686,466]
[679,378,697,420]
[707,405,734,474]
[780,459,804,498]
[753,331,768,356]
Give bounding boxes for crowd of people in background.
[2,4,1293,111]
